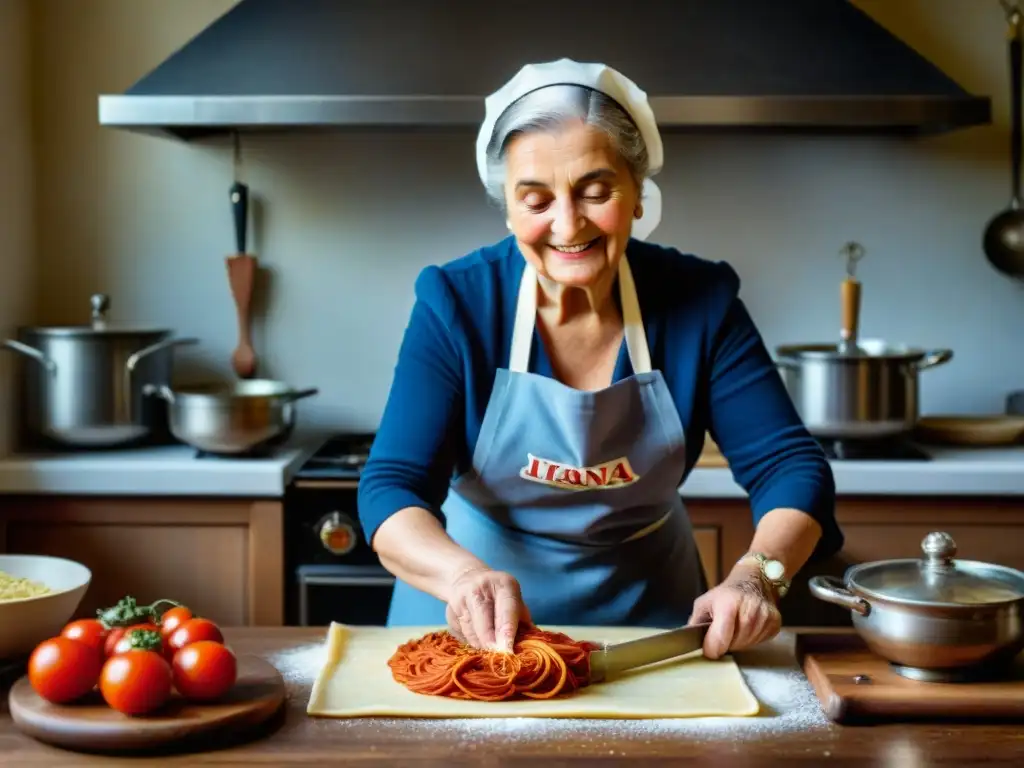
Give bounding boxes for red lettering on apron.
[519,454,641,491]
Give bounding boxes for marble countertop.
[682,445,1024,498]
[1,439,1023,499]
[0,436,324,497]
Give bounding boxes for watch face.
[763,559,786,580]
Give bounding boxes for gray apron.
[386,254,706,628]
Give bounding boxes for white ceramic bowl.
[0,554,92,660]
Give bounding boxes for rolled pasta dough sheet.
[306,623,760,718]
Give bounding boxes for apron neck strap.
[509,256,652,375]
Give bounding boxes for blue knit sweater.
[357,235,843,560]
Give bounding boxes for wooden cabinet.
[688,504,755,586]
[685,497,1024,626]
[832,498,1024,572]
[692,527,719,588]
[0,497,283,627]
[3,492,1024,630]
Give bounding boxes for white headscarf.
[475,58,664,241]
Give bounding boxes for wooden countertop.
[2,627,1023,766]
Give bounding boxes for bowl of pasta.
[0,554,92,659]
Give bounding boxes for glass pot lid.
[846,532,1024,607]
[22,294,170,337]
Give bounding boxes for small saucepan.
[143,379,318,456]
[808,532,1024,683]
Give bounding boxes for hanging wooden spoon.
[227,179,258,379]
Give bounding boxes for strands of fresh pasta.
[388,626,599,702]
[0,570,53,602]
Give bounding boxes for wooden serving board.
[7,653,286,755]
[795,633,1024,724]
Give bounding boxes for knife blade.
[587,623,711,683]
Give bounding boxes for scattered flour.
[267,634,834,744]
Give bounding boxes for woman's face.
[503,121,641,289]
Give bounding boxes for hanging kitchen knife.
[588,622,711,683]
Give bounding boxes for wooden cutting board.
[795,633,1024,724]
[8,654,286,755]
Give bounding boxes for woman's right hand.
[444,566,531,652]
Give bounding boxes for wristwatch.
[738,552,790,598]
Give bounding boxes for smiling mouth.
[550,237,600,254]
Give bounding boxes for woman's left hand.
[687,566,782,659]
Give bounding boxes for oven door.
[294,564,395,627]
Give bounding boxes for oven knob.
[319,512,357,555]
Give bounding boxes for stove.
[284,432,393,627]
[293,433,375,481]
[815,436,931,461]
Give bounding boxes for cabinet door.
[0,497,283,626]
[841,524,1024,572]
[693,526,720,587]
[834,499,1024,572]
[7,519,249,625]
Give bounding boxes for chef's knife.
[588,623,711,683]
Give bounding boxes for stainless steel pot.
[145,379,319,455]
[775,339,953,439]
[1,294,198,448]
[808,532,1024,682]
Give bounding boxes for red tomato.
[99,650,172,716]
[172,641,237,701]
[60,619,108,656]
[158,606,193,640]
[110,628,172,661]
[104,623,157,658]
[28,637,102,704]
[167,618,224,654]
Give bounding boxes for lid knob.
[90,294,110,330]
[840,241,865,278]
[921,531,957,570]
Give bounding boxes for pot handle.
[773,359,799,370]
[125,337,200,373]
[914,349,953,371]
[283,388,319,403]
[1,340,56,375]
[808,575,871,616]
[125,338,197,415]
[141,384,175,403]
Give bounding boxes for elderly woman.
[357,59,843,660]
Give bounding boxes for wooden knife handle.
[840,277,861,345]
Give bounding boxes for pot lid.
[25,294,170,337]
[775,339,931,361]
[848,532,1024,607]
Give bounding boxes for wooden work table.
[1,627,1023,766]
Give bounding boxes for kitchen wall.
[0,0,34,455]
[15,0,1024,439]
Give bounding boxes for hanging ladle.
[984,0,1024,278]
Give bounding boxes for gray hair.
[483,84,650,209]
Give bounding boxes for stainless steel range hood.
[98,0,992,141]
